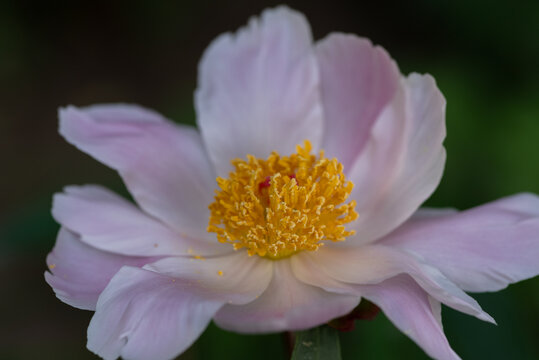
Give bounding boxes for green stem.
[290,325,342,360]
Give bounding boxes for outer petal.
[59,104,216,240]
[380,193,539,292]
[87,266,223,360]
[346,73,446,244]
[144,251,273,305]
[316,33,400,169]
[45,228,153,310]
[213,260,359,333]
[360,276,460,360]
[292,245,493,323]
[52,185,224,256]
[195,6,324,176]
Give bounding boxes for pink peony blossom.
[45,6,539,360]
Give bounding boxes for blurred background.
[1,0,538,359]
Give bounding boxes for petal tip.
[261,5,309,29]
[479,311,497,325]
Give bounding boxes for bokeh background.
[1,0,538,359]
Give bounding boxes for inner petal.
[207,141,358,259]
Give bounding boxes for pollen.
[207,140,358,260]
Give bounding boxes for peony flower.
[45,6,539,360]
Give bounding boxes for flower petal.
[52,185,224,256]
[144,251,273,305]
[59,104,216,240]
[195,6,324,176]
[293,245,493,323]
[87,266,223,360]
[380,193,539,292]
[213,260,359,333]
[360,276,461,360]
[316,33,400,170]
[347,73,446,244]
[45,228,153,310]
[290,251,358,295]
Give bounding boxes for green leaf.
[291,325,342,360]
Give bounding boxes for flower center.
[207,141,358,260]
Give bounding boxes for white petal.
[294,245,494,323]
[53,185,224,256]
[381,193,539,292]
[213,260,359,333]
[144,251,273,305]
[195,6,324,176]
[346,73,446,244]
[59,104,216,240]
[87,267,223,360]
[45,228,153,310]
[360,276,461,360]
[316,33,400,169]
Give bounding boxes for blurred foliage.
[0,0,538,359]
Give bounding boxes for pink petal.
[52,185,224,256]
[292,245,493,323]
[144,251,273,305]
[213,260,359,333]
[316,33,400,170]
[87,267,223,360]
[195,6,324,176]
[45,228,153,310]
[346,73,446,244]
[380,193,539,292]
[59,104,216,240]
[360,276,461,360]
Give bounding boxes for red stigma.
[258,174,297,192]
[258,176,271,191]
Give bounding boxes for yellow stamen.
[207,140,358,260]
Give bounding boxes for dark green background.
[1,0,538,359]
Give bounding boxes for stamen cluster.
[208,141,358,259]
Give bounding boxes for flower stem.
[290,325,342,360]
